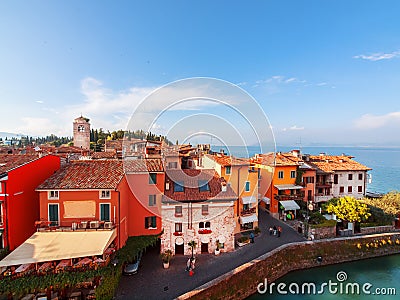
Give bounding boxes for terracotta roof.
[252,152,299,166]
[0,154,40,174]
[164,169,237,202]
[105,140,123,151]
[91,152,118,159]
[308,155,371,173]
[206,154,249,167]
[124,159,164,173]
[37,160,124,190]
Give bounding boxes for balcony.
[173,232,183,236]
[316,182,332,188]
[198,229,212,234]
[274,194,304,201]
[35,220,116,232]
[240,207,256,216]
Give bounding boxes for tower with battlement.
[73,116,90,149]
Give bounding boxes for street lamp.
[305,201,314,238]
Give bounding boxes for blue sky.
[1,1,400,146]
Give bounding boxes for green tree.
[362,191,400,217]
[326,196,371,223]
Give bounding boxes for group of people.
[269,225,282,237]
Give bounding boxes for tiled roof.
[0,154,39,174]
[164,169,237,202]
[253,152,299,166]
[105,140,123,151]
[91,152,117,159]
[308,155,371,172]
[206,154,249,166]
[124,159,164,173]
[37,160,124,190]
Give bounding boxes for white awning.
[241,196,257,205]
[279,200,300,211]
[0,229,117,267]
[274,184,303,190]
[262,197,270,204]
[239,214,258,224]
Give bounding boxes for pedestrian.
[250,232,255,243]
[278,226,282,237]
[269,226,273,235]
[273,225,277,235]
[186,258,191,271]
[190,258,196,270]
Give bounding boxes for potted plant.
[254,226,261,236]
[236,235,250,247]
[215,239,220,255]
[160,249,173,269]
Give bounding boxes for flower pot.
[163,262,170,269]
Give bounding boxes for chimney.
[291,150,300,157]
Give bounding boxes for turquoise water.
[211,145,400,193]
[248,254,400,299]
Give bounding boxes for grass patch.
[310,219,337,228]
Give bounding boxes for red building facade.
[0,154,61,250]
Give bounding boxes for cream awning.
[274,184,303,190]
[262,197,270,204]
[0,229,116,267]
[279,200,300,211]
[241,196,257,205]
[239,214,258,224]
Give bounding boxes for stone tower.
[73,116,90,149]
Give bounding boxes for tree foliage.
[361,191,400,217]
[326,196,371,223]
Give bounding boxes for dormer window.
[100,190,111,199]
[48,190,59,200]
[199,180,210,192]
[174,181,184,192]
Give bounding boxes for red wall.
[123,172,164,236]
[4,155,60,250]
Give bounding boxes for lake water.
[211,145,400,193]
[248,254,400,299]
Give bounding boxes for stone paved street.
[115,208,305,300]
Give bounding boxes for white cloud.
[282,125,305,131]
[16,117,62,136]
[353,50,400,61]
[35,100,44,104]
[317,82,327,86]
[354,112,400,129]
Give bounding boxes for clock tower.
[73,116,90,149]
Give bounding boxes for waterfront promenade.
[115,209,305,300]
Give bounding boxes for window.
[348,186,352,193]
[278,171,284,179]
[225,166,231,175]
[100,203,111,222]
[334,174,338,184]
[245,181,250,192]
[199,221,210,229]
[0,183,2,193]
[99,190,111,199]
[358,186,363,193]
[175,223,182,232]
[290,170,296,178]
[48,190,59,200]
[175,206,182,217]
[202,205,208,215]
[148,195,156,206]
[145,216,157,229]
[339,186,344,194]
[48,204,59,226]
[305,177,314,184]
[174,181,184,192]
[359,173,363,180]
[77,125,85,132]
[348,174,353,180]
[199,180,210,192]
[168,162,178,169]
[243,203,250,211]
[149,173,157,184]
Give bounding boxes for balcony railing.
[35,220,116,231]
[240,207,256,216]
[316,182,332,188]
[275,194,304,201]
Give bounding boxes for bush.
[237,236,250,243]
[311,219,337,228]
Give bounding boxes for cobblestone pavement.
[115,208,306,300]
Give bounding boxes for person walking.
[269,226,273,235]
[273,225,277,236]
[250,232,255,243]
[278,226,282,237]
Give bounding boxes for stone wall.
[309,225,336,239]
[360,225,395,234]
[177,233,400,300]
